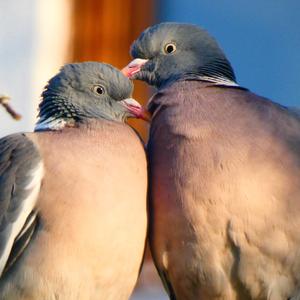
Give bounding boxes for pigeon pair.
[1,22,300,300]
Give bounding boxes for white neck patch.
[198,75,239,87]
[34,117,67,132]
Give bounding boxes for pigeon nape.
[35,62,149,131]
[122,22,238,89]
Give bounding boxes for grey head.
[35,62,146,131]
[122,22,237,89]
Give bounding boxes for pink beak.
[121,58,149,78]
[119,98,151,122]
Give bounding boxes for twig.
[0,95,22,120]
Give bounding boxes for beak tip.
[120,98,151,122]
[121,67,131,78]
[121,58,149,78]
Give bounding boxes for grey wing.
[0,133,43,276]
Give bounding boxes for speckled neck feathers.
[35,90,83,131]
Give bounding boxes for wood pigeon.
[123,22,300,300]
[0,62,148,299]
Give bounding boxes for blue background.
[157,0,300,107]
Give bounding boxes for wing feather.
[0,133,43,276]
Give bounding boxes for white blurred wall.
[0,0,72,137]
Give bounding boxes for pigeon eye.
[164,43,176,54]
[93,85,105,95]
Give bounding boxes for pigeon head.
[35,62,148,131]
[122,22,237,89]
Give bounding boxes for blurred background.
[0,1,299,299]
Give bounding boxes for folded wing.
[0,134,43,276]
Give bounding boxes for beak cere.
[119,98,151,122]
[121,59,149,78]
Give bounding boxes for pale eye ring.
[93,85,105,95]
[164,43,176,54]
